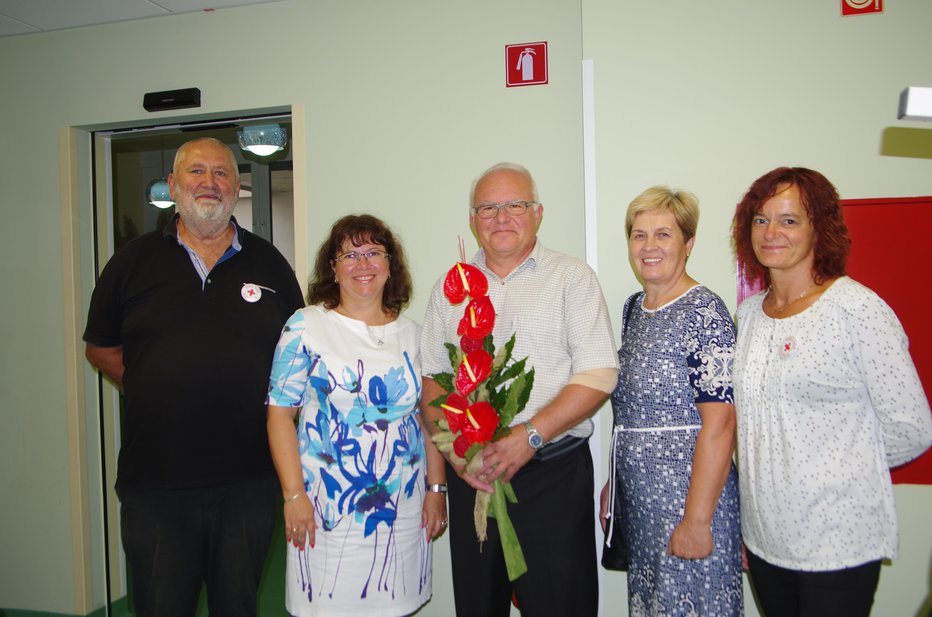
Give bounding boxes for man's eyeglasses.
[471,200,540,220]
[332,250,391,265]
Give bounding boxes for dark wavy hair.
[732,167,850,287]
[307,214,413,315]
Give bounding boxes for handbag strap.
[605,294,638,546]
[622,293,639,338]
[605,425,623,546]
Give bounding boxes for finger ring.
[441,520,448,526]
[292,528,298,534]
[479,474,487,481]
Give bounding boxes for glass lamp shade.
[146,178,175,209]
[237,124,288,156]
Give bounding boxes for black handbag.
[601,295,637,572]
[601,483,628,571]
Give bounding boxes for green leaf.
[502,333,517,364]
[428,394,448,408]
[498,357,528,383]
[464,442,483,462]
[431,371,454,394]
[514,368,535,416]
[500,368,535,427]
[445,342,461,370]
[492,480,527,581]
[502,481,518,504]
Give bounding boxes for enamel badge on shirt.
[241,283,262,303]
[779,335,797,359]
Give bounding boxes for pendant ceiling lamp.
[146,178,174,209]
[237,124,288,156]
[147,136,175,209]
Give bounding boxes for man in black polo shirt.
[84,137,304,617]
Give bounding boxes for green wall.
[584,1,932,615]
[0,0,929,615]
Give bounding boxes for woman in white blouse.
[731,166,932,616]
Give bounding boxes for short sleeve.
[266,310,312,407]
[686,293,736,405]
[562,263,619,374]
[83,252,127,348]
[419,277,451,377]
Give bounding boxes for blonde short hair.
[625,186,699,241]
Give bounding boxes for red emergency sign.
[505,42,548,87]
[841,0,883,16]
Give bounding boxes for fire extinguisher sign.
[841,0,882,16]
[505,42,548,87]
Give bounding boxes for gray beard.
[179,210,231,237]
[178,201,235,237]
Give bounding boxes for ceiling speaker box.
[143,88,201,112]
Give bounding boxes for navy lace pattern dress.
[611,286,743,617]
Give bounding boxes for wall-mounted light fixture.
[237,124,288,156]
[898,87,932,122]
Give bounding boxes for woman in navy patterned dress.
[601,187,743,616]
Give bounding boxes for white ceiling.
[0,0,283,38]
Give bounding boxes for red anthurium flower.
[454,349,493,396]
[453,433,472,458]
[459,335,484,354]
[443,262,489,305]
[440,392,470,433]
[457,295,495,340]
[461,401,499,445]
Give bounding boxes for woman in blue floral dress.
[601,187,742,616]
[267,215,447,617]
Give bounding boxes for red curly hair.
[732,167,850,287]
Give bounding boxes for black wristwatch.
[524,421,544,450]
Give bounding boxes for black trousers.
[118,477,279,617]
[747,549,881,617]
[446,444,598,617]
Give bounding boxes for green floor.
[0,511,290,617]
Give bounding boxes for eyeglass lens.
[475,201,534,219]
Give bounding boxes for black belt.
[533,435,588,463]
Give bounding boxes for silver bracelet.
[284,491,303,503]
[427,483,448,494]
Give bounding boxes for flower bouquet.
[429,259,535,582]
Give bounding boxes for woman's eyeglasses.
[332,250,391,265]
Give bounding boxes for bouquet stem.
[491,480,527,581]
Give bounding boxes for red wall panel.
[737,196,932,484]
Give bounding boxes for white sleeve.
[848,290,932,467]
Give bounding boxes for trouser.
[446,441,598,617]
[118,477,279,617]
[747,549,881,617]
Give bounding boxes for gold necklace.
[767,285,812,313]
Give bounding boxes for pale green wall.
[0,0,585,613]
[0,0,929,615]
[584,1,932,616]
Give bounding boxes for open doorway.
[91,114,295,616]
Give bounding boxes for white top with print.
[734,276,932,570]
